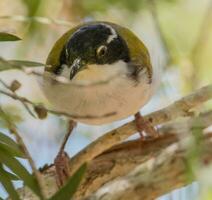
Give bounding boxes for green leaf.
[0,143,25,158]
[50,163,87,200]
[0,151,42,198]
[0,57,44,72]
[0,105,23,125]
[9,60,44,67]
[0,32,21,42]
[0,57,18,71]
[0,132,25,158]
[0,164,20,200]
[0,132,19,148]
[4,170,20,181]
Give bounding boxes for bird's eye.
[96,45,107,57]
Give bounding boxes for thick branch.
[13,112,212,200]
[7,84,212,200]
[84,133,212,200]
[75,111,212,199]
[69,84,212,176]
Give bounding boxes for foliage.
[0,33,21,42]
[0,129,87,199]
[0,131,42,199]
[0,106,23,128]
[49,163,87,200]
[0,57,44,72]
[0,164,20,200]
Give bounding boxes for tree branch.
[83,132,212,200]
[9,84,212,200]
[0,106,47,199]
[0,89,115,120]
[0,79,36,118]
[68,84,212,177]
[75,111,212,199]
[12,110,212,200]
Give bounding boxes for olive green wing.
[45,25,81,72]
[109,22,153,81]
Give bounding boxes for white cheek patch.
[101,23,118,44]
[60,58,82,79]
[60,64,71,79]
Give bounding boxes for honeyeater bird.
[42,21,158,186]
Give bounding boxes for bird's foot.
[54,151,70,187]
[54,120,76,187]
[134,112,159,140]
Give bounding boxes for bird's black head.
[55,23,130,79]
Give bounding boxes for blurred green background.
[0,0,211,199]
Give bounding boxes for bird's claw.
[54,151,70,187]
[135,112,159,140]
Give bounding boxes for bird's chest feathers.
[70,73,152,124]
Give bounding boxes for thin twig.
[0,57,124,87]
[0,79,36,118]
[0,15,76,27]
[0,89,115,119]
[0,106,47,199]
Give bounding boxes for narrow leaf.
[4,170,20,180]
[50,163,87,200]
[0,164,20,200]
[0,32,21,42]
[0,151,42,198]
[0,143,25,158]
[0,132,19,148]
[0,132,25,158]
[9,60,44,67]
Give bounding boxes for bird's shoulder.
[46,25,80,72]
[111,23,153,82]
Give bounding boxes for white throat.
[72,60,128,83]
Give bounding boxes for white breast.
[42,61,154,125]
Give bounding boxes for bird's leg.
[134,112,159,139]
[54,120,77,187]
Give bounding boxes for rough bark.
[7,84,212,200]
[68,84,212,178]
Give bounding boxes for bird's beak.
[69,58,86,79]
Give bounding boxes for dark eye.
[97,45,107,57]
